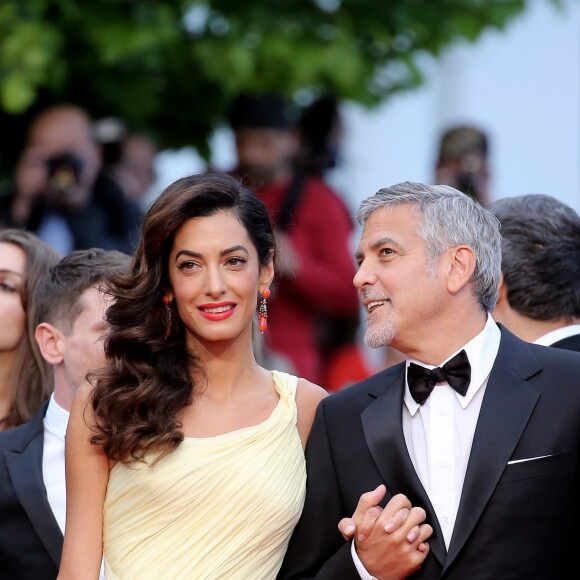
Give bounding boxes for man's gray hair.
[357,182,501,312]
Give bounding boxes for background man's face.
[59,286,110,390]
[26,111,101,208]
[234,127,297,186]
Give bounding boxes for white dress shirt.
[533,324,580,346]
[353,316,501,579]
[42,394,69,534]
[42,394,105,579]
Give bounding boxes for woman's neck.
[190,336,263,398]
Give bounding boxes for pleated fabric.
[103,371,306,579]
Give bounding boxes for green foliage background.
[0,0,527,174]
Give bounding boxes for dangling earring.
[258,288,271,334]
[163,295,172,338]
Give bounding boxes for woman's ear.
[259,249,275,289]
[163,288,174,303]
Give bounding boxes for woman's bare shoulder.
[295,378,328,448]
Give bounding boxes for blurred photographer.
[1,105,142,254]
[434,124,491,206]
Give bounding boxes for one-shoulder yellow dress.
[102,371,306,580]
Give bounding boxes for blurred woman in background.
[0,229,60,430]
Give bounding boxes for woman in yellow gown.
[58,173,327,579]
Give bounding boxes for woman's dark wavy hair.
[89,173,276,463]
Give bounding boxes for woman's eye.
[177,261,198,271]
[0,281,17,292]
[226,257,247,267]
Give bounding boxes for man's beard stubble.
[364,314,395,349]
[360,290,395,349]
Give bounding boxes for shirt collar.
[404,315,501,415]
[44,393,70,441]
[533,324,580,346]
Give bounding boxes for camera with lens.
[46,152,84,192]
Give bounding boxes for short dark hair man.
[490,193,580,350]
[0,248,130,578]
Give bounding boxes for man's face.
[354,204,447,357]
[25,110,101,208]
[435,155,490,206]
[59,286,110,390]
[234,127,297,186]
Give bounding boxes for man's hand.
[338,485,427,548]
[12,147,48,223]
[338,485,433,579]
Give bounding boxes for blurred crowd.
[0,96,498,402]
[0,95,372,397]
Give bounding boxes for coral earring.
[258,288,270,334]
[259,314,268,334]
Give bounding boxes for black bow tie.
[407,350,471,405]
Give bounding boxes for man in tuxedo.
[489,194,580,352]
[279,182,580,579]
[0,248,129,578]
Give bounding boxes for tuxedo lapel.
[361,366,447,566]
[444,331,541,571]
[5,414,63,566]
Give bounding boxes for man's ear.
[35,322,64,365]
[446,245,476,295]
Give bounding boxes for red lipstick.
[197,302,236,321]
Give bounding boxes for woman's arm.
[58,382,110,580]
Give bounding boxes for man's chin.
[364,325,395,349]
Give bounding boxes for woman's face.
[167,211,273,349]
[0,242,27,355]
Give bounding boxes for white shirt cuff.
[351,540,378,580]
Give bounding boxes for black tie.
[407,350,471,405]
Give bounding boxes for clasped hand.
[338,485,433,580]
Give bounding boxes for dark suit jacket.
[550,333,580,353]
[0,402,62,579]
[279,327,580,579]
